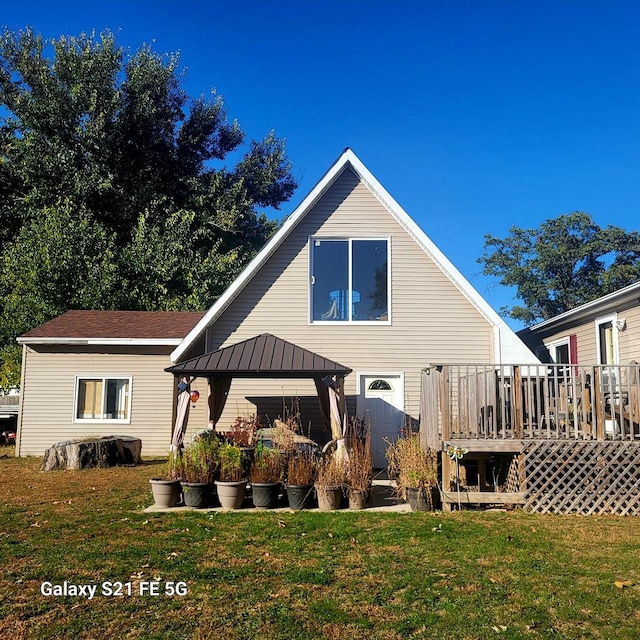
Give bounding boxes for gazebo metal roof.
[166,333,352,378]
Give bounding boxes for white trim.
[545,337,570,364]
[356,371,405,407]
[171,148,538,364]
[528,281,640,331]
[595,313,619,365]
[73,375,133,424]
[18,337,182,346]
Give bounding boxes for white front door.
[358,373,404,468]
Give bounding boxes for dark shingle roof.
[166,334,352,378]
[19,310,205,341]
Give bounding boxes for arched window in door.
[368,379,393,391]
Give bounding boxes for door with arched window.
[357,373,404,468]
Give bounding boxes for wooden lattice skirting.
[521,440,640,516]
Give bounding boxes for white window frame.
[595,313,619,365]
[308,236,391,325]
[546,337,571,364]
[73,376,132,424]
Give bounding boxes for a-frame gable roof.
[172,148,537,364]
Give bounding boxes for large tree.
[0,28,297,388]
[478,212,640,325]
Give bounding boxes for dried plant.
[249,445,282,484]
[316,451,348,489]
[227,414,262,447]
[286,452,317,486]
[270,419,297,452]
[385,431,438,499]
[347,431,373,493]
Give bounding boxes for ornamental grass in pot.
[285,452,317,510]
[249,444,282,509]
[215,443,247,510]
[315,451,348,511]
[346,431,373,510]
[385,431,440,511]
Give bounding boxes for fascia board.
[526,281,640,334]
[18,337,183,346]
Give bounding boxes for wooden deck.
[420,363,640,514]
[422,363,640,448]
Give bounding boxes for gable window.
[310,238,389,322]
[75,377,131,421]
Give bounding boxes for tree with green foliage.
[0,28,297,389]
[478,212,640,325]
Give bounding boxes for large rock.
[41,436,142,471]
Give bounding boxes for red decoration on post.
[189,390,200,406]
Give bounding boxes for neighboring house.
[15,311,204,457]
[170,148,538,466]
[517,282,640,366]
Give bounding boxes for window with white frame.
[310,238,389,322]
[75,377,131,421]
[595,315,619,365]
[548,339,570,364]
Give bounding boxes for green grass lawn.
[1,448,639,639]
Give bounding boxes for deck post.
[420,367,441,451]
[594,367,604,441]
[513,366,524,438]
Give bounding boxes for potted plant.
[346,431,373,510]
[149,451,183,508]
[285,451,317,510]
[386,432,440,511]
[215,443,247,510]
[249,443,282,509]
[181,437,220,508]
[315,451,347,511]
[228,413,262,477]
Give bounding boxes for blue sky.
[4,1,640,329]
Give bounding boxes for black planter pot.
[181,482,213,508]
[251,482,280,509]
[286,484,314,510]
[406,486,440,511]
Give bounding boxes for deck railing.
[421,363,640,447]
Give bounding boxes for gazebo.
[165,333,352,449]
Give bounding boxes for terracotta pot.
[215,479,247,510]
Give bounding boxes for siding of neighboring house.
[524,301,640,365]
[203,167,494,441]
[620,305,640,362]
[17,345,209,457]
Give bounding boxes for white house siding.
[17,346,186,457]
[202,167,494,441]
